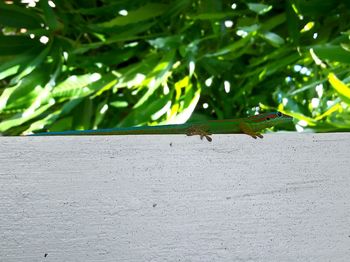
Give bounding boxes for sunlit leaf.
[328,73,350,104]
[168,86,201,124]
[2,70,48,112]
[10,45,51,84]
[247,3,273,15]
[52,73,110,99]
[25,98,83,133]
[260,31,285,47]
[133,50,176,108]
[117,93,172,127]
[0,102,53,132]
[93,99,108,128]
[110,101,128,108]
[0,48,39,80]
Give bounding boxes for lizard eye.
[266,117,270,120]
[277,112,282,117]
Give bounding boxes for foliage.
[0,0,350,135]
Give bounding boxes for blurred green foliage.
[0,0,350,135]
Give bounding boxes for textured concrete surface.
[0,133,350,261]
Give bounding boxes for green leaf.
[93,99,108,128]
[168,85,201,124]
[261,13,286,31]
[1,70,48,112]
[52,74,97,98]
[0,35,42,56]
[328,73,350,104]
[313,45,350,64]
[96,3,168,27]
[74,99,93,130]
[0,3,42,29]
[199,58,232,76]
[204,34,253,57]
[0,46,44,80]
[0,87,15,112]
[247,3,273,15]
[286,1,301,44]
[70,2,124,16]
[40,0,61,31]
[260,31,285,47]
[133,50,176,108]
[47,117,73,132]
[10,45,52,84]
[110,101,129,108]
[25,98,83,133]
[114,55,159,89]
[117,93,172,127]
[190,12,239,20]
[297,0,337,16]
[0,103,53,132]
[148,35,183,50]
[105,22,156,43]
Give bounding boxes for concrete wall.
[1,133,349,261]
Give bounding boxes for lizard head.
[247,111,293,129]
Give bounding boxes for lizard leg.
[256,133,264,139]
[186,126,212,142]
[239,122,264,139]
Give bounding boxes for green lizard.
[30,111,292,142]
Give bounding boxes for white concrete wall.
[1,133,349,261]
